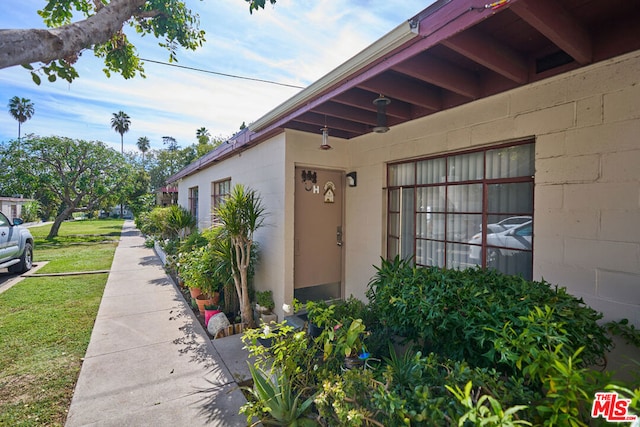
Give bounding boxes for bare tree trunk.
[48,207,74,239]
[240,266,253,327]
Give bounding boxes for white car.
[469,220,532,264]
[483,216,532,235]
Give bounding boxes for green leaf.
[31,72,41,85]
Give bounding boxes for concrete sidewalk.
[65,220,249,426]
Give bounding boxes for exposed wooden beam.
[288,121,353,139]
[359,72,442,111]
[297,112,369,134]
[392,53,480,99]
[510,0,592,65]
[313,102,377,127]
[442,28,528,84]
[244,0,504,137]
[332,88,413,120]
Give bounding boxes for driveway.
[0,262,47,294]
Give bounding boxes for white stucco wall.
[0,198,30,220]
[176,134,288,318]
[176,130,351,319]
[345,51,640,328]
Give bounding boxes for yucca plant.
[165,204,196,239]
[214,184,265,327]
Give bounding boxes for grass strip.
[0,219,122,426]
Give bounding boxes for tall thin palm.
[110,111,131,153]
[8,96,35,140]
[137,136,150,166]
[196,127,210,144]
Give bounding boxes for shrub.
[239,259,638,426]
[136,205,195,241]
[20,200,41,222]
[366,258,611,373]
[165,204,196,239]
[136,206,169,238]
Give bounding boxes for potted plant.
[306,300,334,338]
[255,290,275,314]
[322,318,368,369]
[202,226,239,316]
[214,184,266,328]
[255,290,278,324]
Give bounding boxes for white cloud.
[0,0,430,154]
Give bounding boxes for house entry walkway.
[65,220,248,426]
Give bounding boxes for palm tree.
[196,127,210,145]
[137,136,150,166]
[8,96,35,140]
[110,111,131,153]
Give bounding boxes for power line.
[140,57,305,89]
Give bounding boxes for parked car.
[0,212,34,273]
[469,220,532,263]
[483,215,532,234]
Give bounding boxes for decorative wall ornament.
[301,169,317,191]
[324,181,336,203]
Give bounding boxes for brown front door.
[294,167,343,302]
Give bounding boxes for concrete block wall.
[175,51,639,335]
[346,51,640,328]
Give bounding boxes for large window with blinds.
[387,141,534,279]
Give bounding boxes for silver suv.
[0,212,34,273]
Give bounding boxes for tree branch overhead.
[0,0,147,70]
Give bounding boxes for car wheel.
[486,248,499,267]
[9,242,33,274]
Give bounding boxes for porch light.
[320,125,332,150]
[346,171,357,187]
[372,95,391,133]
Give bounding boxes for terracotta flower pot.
[195,294,214,315]
[189,287,202,299]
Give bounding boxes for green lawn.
[0,219,123,426]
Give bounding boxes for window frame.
[211,178,231,224]
[188,186,199,221]
[386,140,535,277]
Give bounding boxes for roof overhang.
[168,0,640,183]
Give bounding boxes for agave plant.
[245,364,318,426]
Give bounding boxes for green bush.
[136,206,169,238]
[136,205,195,241]
[20,200,41,222]
[239,259,638,426]
[366,257,611,373]
[165,204,196,239]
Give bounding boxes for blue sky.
[0,0,429,153]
